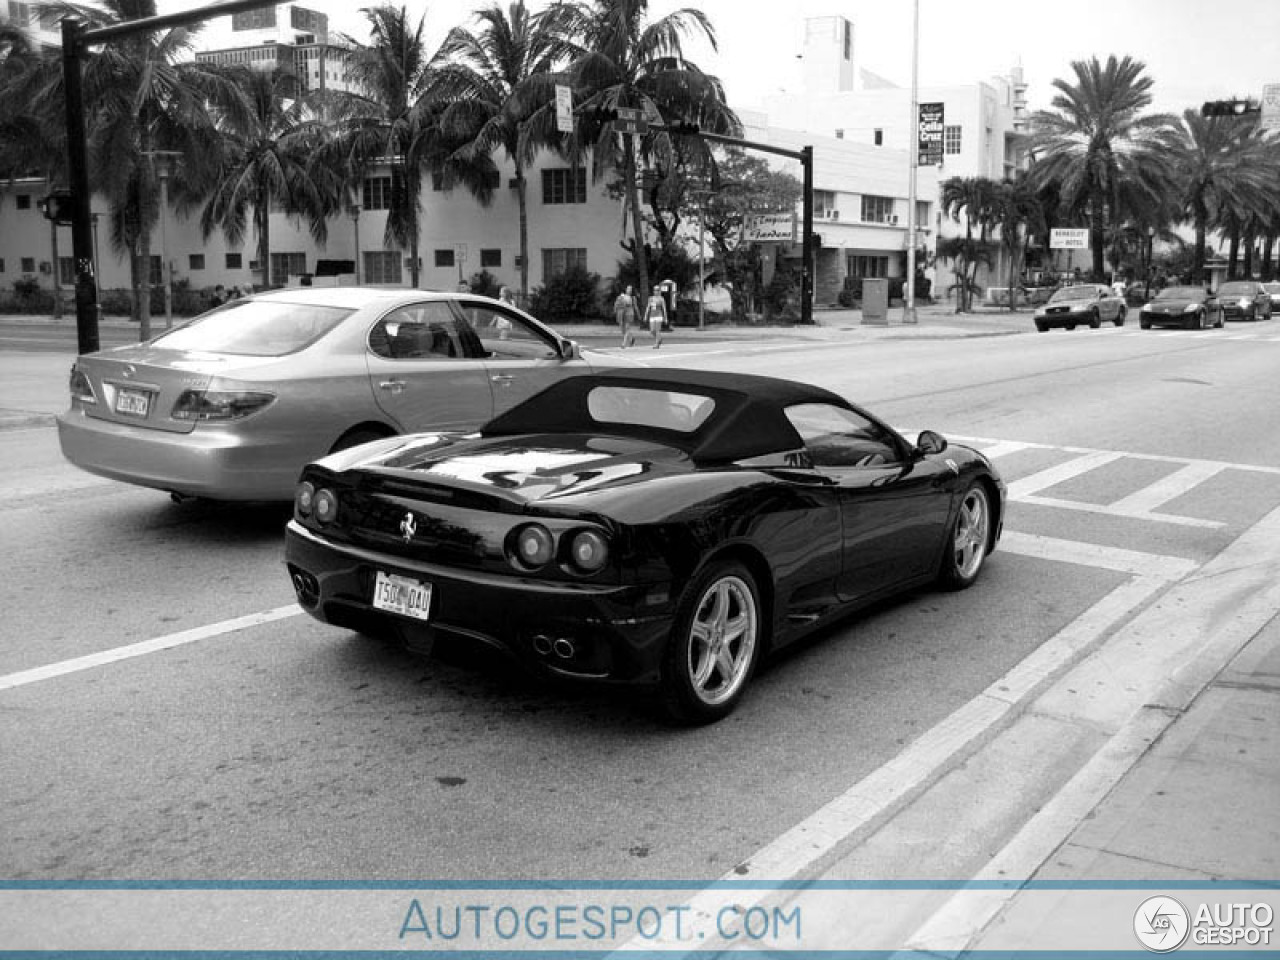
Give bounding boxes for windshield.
[1217,282,1255,296]
[151,300,354,356]
[1049,286,1099,302]
[1154,287,1206,303]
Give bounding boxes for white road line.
[999,530,1197,580]
[1107,460,1226,515]
[1004,450,1125,500]
[619,560,1182,950]
[947,434,1280,476]
[970,440,1035,460]
[1017,494,1225,529]
[0,605,302,693]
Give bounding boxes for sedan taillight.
[171,389,275,422]
[69,365,96,404]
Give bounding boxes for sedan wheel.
[938,483,991,591]
[1114,307,1126,326]
[660,562,762,724]
[1089,309,1102,329]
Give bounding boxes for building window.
[541,168,586,205]
[226,252,242,269]
[835,129,844,139]
[16,194,30,210]
[542,248,586,283]
[860,195,895,224]
[58,257,74,286]
[944,125,962,155]
[916,201,931,229]
[434,249,455,268]
[843,20,851,60]
[189,254,205,271]
[364,251,402,285]
[874,128,883,146]
[480,248,501,268]
[363,176,393,210]
[8,2,32,25]
[849,255,889,279]
[21,257,35,273]
[0,258,5,272]
[270,251,306,285]
[814,190,837,219]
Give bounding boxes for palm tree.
[546,0,737,299]
[1167,109,1276,283]
[28,1,247,338]
[992,173,1045,310]
[427,2,564,301]
[196,65,339,289]
[939,176,998,312]
[1026,55,1180,280]
[330,5,448,289]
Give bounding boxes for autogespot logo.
[1134,896,1190,952]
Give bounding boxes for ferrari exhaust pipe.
[532,634,553,655]
[552,637,575,659]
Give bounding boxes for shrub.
[762,268,801,323]
[527,264,603,320]
[466,269,502,299]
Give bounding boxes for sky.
[178,0,1280,118]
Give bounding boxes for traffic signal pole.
[59,0,281,355]
[670,127,815,326]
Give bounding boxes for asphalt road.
[3,321,1278,890]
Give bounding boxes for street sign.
[555,84,573,134]
[1050,228,1090,250]
[455,243,468,262]
[641,99,663,126]
[744,213,796,242]
[612,106,647,136]
[1263,83,1280,131]
[917,102,944,166]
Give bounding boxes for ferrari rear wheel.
[660,561,762,724]
[938,483,991,591]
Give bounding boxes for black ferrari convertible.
[285,369,1006,723]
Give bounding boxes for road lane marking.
[905,502,1280,953]
[1005,451,1125,500]
[620,544,1188,949]
[999,531,1197,580]
[0,605,302,693]
[1105,460,1226,515]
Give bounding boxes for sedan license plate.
[114,388,151,417]
[373,571,432,621]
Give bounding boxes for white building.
[0,12,1040,311]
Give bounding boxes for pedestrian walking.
[614,285,639,348]
[643,287,667,349]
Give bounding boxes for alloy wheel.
[952,486,990,581]
[686,575,758,706]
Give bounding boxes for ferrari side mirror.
[916,430,948,456]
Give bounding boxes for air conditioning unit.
[889,215,899,225]
[825,210,840,221]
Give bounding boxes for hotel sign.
[1050,228,1090,250]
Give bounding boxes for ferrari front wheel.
[660,561,762,724]
[938,483,991,590]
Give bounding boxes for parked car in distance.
[1033,284,1127,332]
[1217,280,1273,321]
[285,368,1006,724]
[57,288,627,502]
[1262,282,1280,304]
[1138,286,1224,330]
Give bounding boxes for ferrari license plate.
[114,388,151,417]
[373,571,432,621]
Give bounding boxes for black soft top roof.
[480,367,853,465]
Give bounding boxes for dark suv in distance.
[1217,280,1273,321]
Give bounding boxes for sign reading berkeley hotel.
[1050,228,1090,250]
[917,102,944,166]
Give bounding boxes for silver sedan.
[57,287,623,501]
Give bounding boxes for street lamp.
[690,188,715,330]
[349,187,362,286]
[145,150,182,333]
[1145,226,1155,301]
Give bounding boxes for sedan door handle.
[491,374,515,385]
[378,379,406,393]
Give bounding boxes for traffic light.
[1200,99,1260,117]
[39,191,75,224]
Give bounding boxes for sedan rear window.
[1154,287,1207,302]
[1049,286,1100,302]
[151,300,353,356]
[1217,282,1256,296]
[587,386,715,433]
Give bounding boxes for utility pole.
[904,0,920,324]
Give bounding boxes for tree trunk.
[256,194,271,290]
[1227,229,1240,279]
[515,163,529,300]
[1242,227,1255,279]
[622,133,648,299]
[1193,219,1207,285]
[1262,232,1276,282]
[1089,199,1105,280]
[136,229,152,341]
